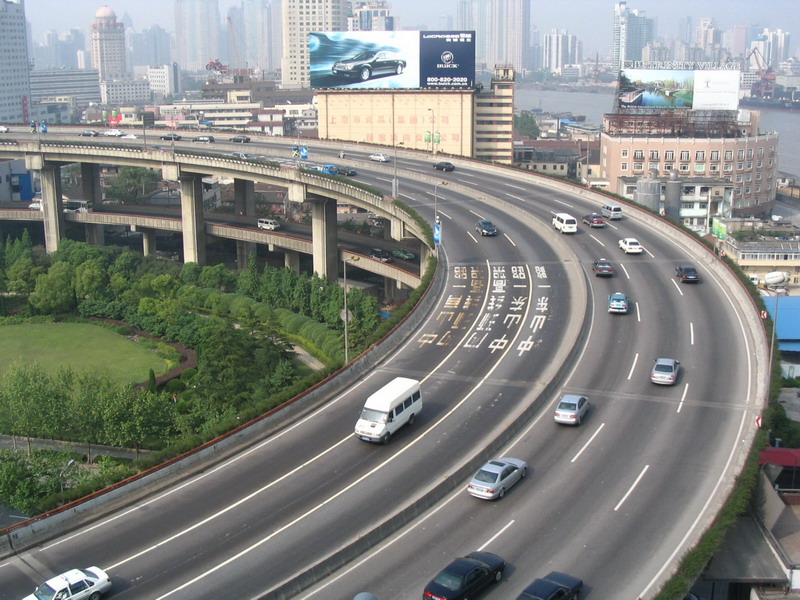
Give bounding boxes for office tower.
[226,0,281,73]
[281,0,348,89]
[90,5,127,80]
[542,29,581,75]
[175,0,221,72]
[129,25,171,69]
[349,1,394,31]
[677,16,692,45]
[458,0,531,73]
[0,0,31,124]
[728,25,749,59]
[611,1,654,72]
[695,17,721,49]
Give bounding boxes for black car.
[160,132,182,141]
[592,258,615,277]
[475,220,498,236]
[434,161,456,172]
[369,248,392,263]
[80,130,99,137]
[339,167,357,176]
[332,50,407,81]
[423,552,506,600]
[516,571,583,600]
[229,135,251,143]
[676,264,701,282]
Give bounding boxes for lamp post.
[427,108,436,156]
[342,255,359,364]
[434,180,447,223]
[392,140,404,197]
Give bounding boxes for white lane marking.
[457,172,476,178]
[635,301,641,322]
[505,193,526,201]
[478,520,515,551]
[644,247,655,258]
[553,198,573,208]
[627,353,639,381]
[503,233,516,246]
[614,464,649,511]
[690,322,695,345]
[468,232,479,243]
[571,423,605,463]
[505,183,526,190]
[438,209,453,220]
[469,209,483,218]
[671,279,684,295]
[676,384,689,413]
[619,263,631,279]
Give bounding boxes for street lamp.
[434,180,447,223]
[392,140,404,197]
[342,255,360,364]
[427,108,436,156]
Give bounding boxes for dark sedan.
[423,551,506,600]
[676,263,701,282]
[332,50,406,81]
[592,258,615,276]
[516,571,583,600]
[434,161,456,171]
[160,132,182,141]
[369,248,392,263]
[229,135,251,143]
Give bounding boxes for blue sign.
[434,224,441,244]
[300,146,309,159]
[40,122,48,133]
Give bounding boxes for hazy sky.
[24,0,800,58]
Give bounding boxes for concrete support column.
[284,249,300,273]
[85,224,105,246]
[389,217,403,241]
[80,163,103,206]
[311,197,338,282]
[39,164,65,254]
[179,174,206,265]
[236,241,257,269]
[142,230,157,257]
[234,179,255,217]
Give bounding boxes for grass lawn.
[0,323,167,386]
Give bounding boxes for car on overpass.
[515,571,583,600]
[423,552,505,599]
[160,132,182,141]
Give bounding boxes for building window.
[679,163,689,172]
[747,161,752,170]
[634,150,644,160]
[664,163,674,171]
[735,187,742,195]
[737,162,743,170]
[621,162,628,170]
[649,150,659,160]
[738,149,745,160]
[710,164,719,173]
[755,184,761,193]
[745,186,751,194]
[680,150,690,161]
[665,150,675,161]
[736,174,743,183]
[633,162,643,171]
[724,163,733,172]
[621,149,628,157]
[758,147,764,157]
[710,150,720,161]
[747,148,754,159]
[694,164,705,173]
[648,163,659,171]
[696,151,705,161]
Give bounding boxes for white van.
[354,377,422,444]
[601,204,623,220]
[257,218,280,231]
[552,213,578,234]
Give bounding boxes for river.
[515,87,800,179]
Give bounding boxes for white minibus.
[354,377,422,444]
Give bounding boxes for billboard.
[617,69,740,111]
[309,30,475,90]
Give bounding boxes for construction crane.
[746,47,776,99]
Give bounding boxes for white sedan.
[0,125,10,133]
[368,152,390,162]
[23,566,112,600]
[103,129,124,137]
[619,237,644,254]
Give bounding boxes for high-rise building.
[349,1,394,31]
[175,0,221,72]
[0,0,31,124]
[281,0,348,89]
[90,5,127,80]
[458,0,531,74]
[542,29,581,75]
[695,17,721,49]
[227,0,281,73]
[129,25,171,69]
[611,1,654,72]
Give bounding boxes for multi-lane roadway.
[0,130,764,599]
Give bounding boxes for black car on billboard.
[332,50,407,82]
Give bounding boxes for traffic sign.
[434,224,441,244]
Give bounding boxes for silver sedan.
[467,457,528,500]
[651,357,680,385]
[554,394,590,426]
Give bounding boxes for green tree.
[107,167,160,203]
[74,259,109,300]
[199,263,236,292]
[6,256,44,293]
[514,111,540,139]
[29,262,76,314]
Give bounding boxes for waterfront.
[515,87,800,179]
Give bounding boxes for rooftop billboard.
[309,30,475,90]
[617,69,740,111]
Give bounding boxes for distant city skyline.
[24,0,799,59]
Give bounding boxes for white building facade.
[90,6,127,81]
[0,0,31,124]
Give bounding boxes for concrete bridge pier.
[234,179,255,217]
[141,229,157,257]
[80,163,102,207]
[85,224,105,246]
[179,174,206,265]
[236,241,257,270]
[310,196,338,282]
[284,249,300,273]
[39,163,66,254]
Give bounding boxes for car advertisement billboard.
[309,30,475,90]
[617,69,740,111]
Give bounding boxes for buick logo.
[441,51,454,64]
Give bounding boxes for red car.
[582,213,605,227]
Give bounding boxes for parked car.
[515,571,583,600]
[582,213,605,227]
[676,264,702,283]
[332,50,406,81]
[0,125,9,133]
[608,292,630,314]
[103,129,124,137]
[475,220,498,236]
[651,357,680,385]
[391,248,415,260]
[554,394,590,426]
[592,258,615,276]
[368,153,390,162]
[467,457,527,500]
[434,161,455,171]
[423,552,506,600]
[80,130,99,137]
[229,135,251,143]
[160,132,182,141]
[369,248,392,262]
[619,237,644,254]
[22,566,112,600]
